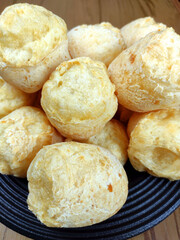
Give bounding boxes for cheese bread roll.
[27,142,128,227]
[41,57,118,140]
[0,77,35,118]
[0,3,70,93]
[68,22,125,66]
[108,28,180,112]
[0,106,54,177]
[66,119,128,165]
[121,17,166,47]
[128,109,180,180]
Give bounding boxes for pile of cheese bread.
[0,3,179,228]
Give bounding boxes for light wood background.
[0,0,180,240]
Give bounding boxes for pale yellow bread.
[41,57,118,140]
[0,3,70,93]
[27,142,128,227]
[0,76,35,118]
[128,109,180,180]
[66,119,128,165]
[68,22,125,66]
[0,106,54,177]
[121,17,166,47]
[108,28,180,112]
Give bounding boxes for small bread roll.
[121,17,166,47]
[27,142,128,227]
[41,57,118,140]
[128,109,180,180]
[108,28,180,112]
[66,119,128,165]
[0,3,70,93]
[0,106,54,177]
[0,77,35,118]
[68,22,125,66]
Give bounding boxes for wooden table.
[0,0,180,240]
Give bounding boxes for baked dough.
[68,22,125,66]
[108,28,180,112]
[128,109,180,180]
[66,119,128,165]
[41,57,118,140]
[121,17,166,47]
[0,106,54,177]
[0,3,70,93]
[27,142,128,227]
[0,76,35,118]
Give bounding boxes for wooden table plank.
[0,1,179,240]
[9,0,101,30]
[0,0,15,13]
[100,0,180,33]
[1,0,179,33]
[42,0,100,30]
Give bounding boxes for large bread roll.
[0,106,54,177]
[128,109,180,180]
[108,28,180,112]
[41,57,118,140]
[0,3,70,93]
[27,142,128,227]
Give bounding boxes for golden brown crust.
[0,4,70,92]
[68,22,126,66]
[27,142,128,227]
[108,28,180,112]
[0,77,35,118]
[41,57,118,140]
[0,106,54,177]
[121,17,166,47]
[128,109,180,180]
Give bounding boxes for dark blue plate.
[0,161,180,240]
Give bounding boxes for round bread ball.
[121,17,166,47]
[0,3,70,93]
[0,106,54,177]
[27,142,128,227]
[108,28,180,112]
[66,119,128,165]
[68,22,125,66]
[128,109,180,180]
[0,77,35,118]
[41,57,118,140]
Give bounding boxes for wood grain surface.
[0,0,180,240]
